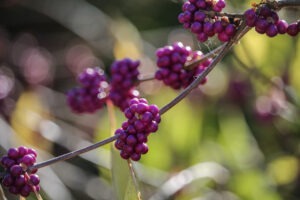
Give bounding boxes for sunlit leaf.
[11,90,52,150]
[267,155,299,185]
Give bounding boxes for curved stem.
[28,135,119,171]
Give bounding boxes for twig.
[272,0,300,10]
[199,10,244,18]
[184,43,226,70]
[138,74,155,82]
[159,22,251,115]
[28,135,119,171]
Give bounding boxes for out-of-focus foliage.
[0,0,299,199]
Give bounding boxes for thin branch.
[159,22,251,115]
[184,43,226,70]
[272,0,300,10]
[28,135,119,171]
[138,74,155,82]
[199,10,244,18]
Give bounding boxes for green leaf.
[111,147,141,200]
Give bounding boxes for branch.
[272,0,300,10]
[199,10,244,18]
[159,22,251,115]
[138,74,155,82]
[28,135,119,171]
[184,43,226,70]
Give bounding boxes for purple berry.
[21,154,35,166]
[203,22,213,34]
[120,151,130,159]
[18,146,28,157]
[215,0,225,9]
[1,156,15,168]
[266,24,278,37]
[213,21,224,33]
[2,174,14,187]
[10,165,23,177]
[20,184,32,197]
[255,19,268,34]
[7,148,19,159]
[191,22,203,33]
[287,23,299,36]
[194,11,206,22]
[218,32,230,42]
[29,174,40,186]
[277,20,288,34]
[15,175,26,187]
[225,24,236,36]
[197,33,208,42]
[9,186,20,195]
[130,153,141,161]
[126,135,137,146]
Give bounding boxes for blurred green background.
[0,0,300,199]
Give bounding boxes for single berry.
[287,23,299,36]
[277,20,288,34]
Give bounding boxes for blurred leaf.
[231,170,281,200]
[267,155,299,185]
[111,146,140,200]
[124,172,141,200]
[11,90,52,150]
[111,18,143,59]
[149,162,229,200]
[218,107,263,169]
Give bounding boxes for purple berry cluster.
[155,42,211,89]
[109,58,141,111]
[178,0,239,42]
[244,5,300,37]
[114,98,161,161]
[0,147,40,197]
[67,67,109,113]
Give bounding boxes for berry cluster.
[155,42,211,89]
[1,147,40,197]
[67,67,109,113]
[244,5,300,37]
[114,98,161,161]
[178,0,239,42]
[109,58,141,111]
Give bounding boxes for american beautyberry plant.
[1,0,300,199]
